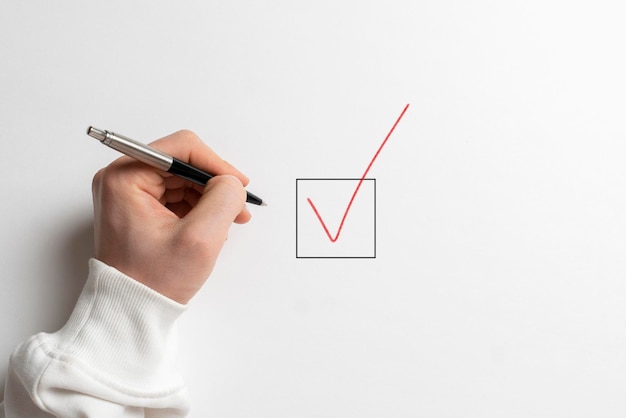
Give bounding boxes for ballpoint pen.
[87,127,266,206]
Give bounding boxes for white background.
[2,1,626,416]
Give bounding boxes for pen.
[87,127,266,206]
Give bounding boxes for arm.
[1,130,251,417]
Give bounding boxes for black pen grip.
[168,158,213,186]
[168,158,264,205]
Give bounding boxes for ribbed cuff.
[48,258,188,391]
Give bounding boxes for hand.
[92,130,252,304]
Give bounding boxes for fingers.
[179,175,249,252]
[159,177,251,223]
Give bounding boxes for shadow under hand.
[54,216,95,323]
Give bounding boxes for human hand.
[92,130,252,304]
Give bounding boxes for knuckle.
[92,163,130,196]
[175,226,221,257]
[174,129,200,145]
[91,168,106,194]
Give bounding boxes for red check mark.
[306,104,410,242]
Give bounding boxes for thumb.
[184,175,247,242]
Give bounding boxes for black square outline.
[296,178,376,259]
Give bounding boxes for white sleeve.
[1,259,190,418]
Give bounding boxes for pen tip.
[261,201,268,207]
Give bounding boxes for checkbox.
[296,178,376,258]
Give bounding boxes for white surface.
[2,1,626,416]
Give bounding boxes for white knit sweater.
[1,259,190,417]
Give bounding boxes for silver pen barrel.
[87,127,173,172]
